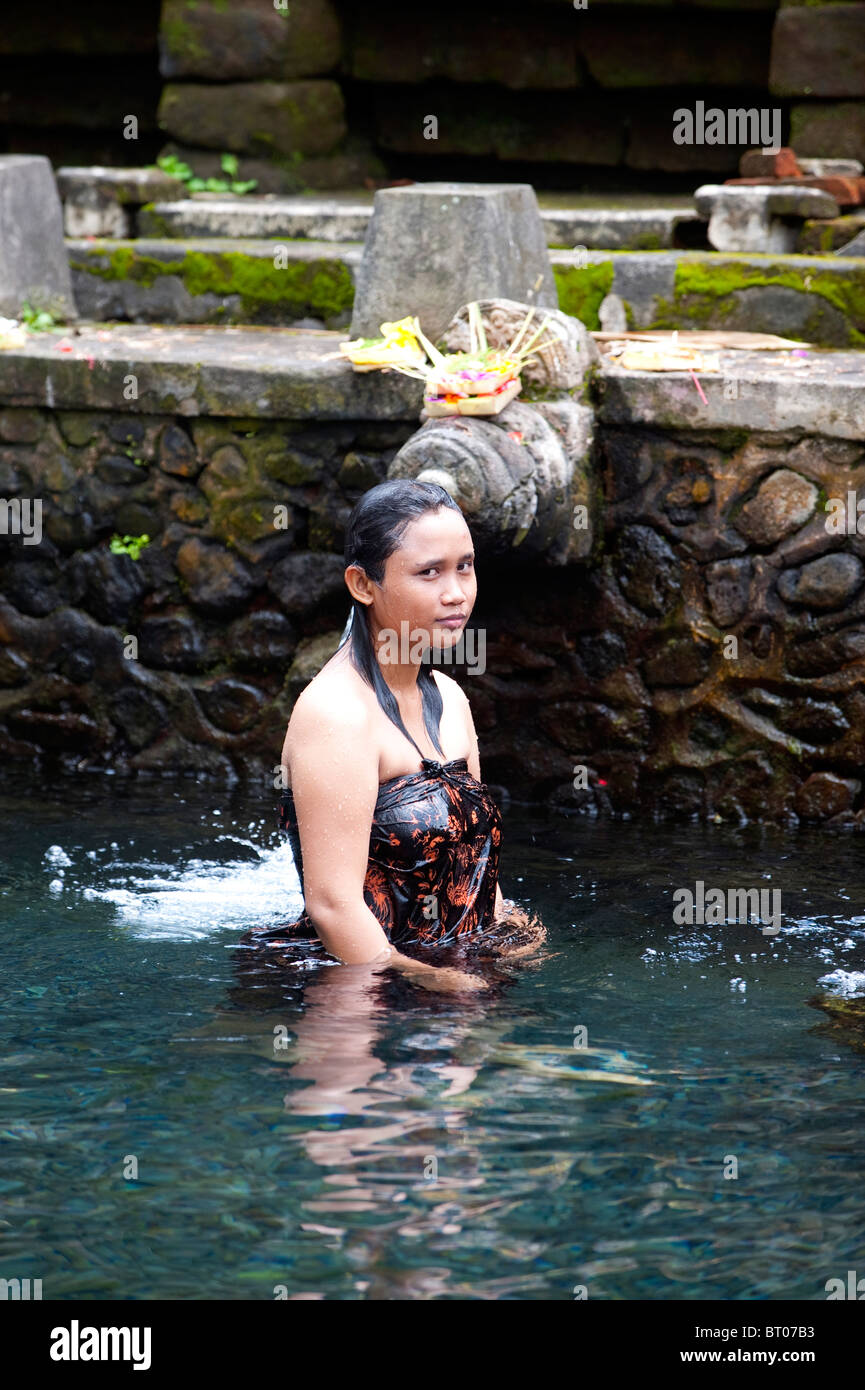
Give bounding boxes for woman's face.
[366,506,477,655]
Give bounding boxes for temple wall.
[3,1,865,185]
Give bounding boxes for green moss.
[554,261,615,329]
[161,15,207,64]
[712,428,751,453]
[138,203,174,237]
[651,258,865,347]
[71,245,355,321]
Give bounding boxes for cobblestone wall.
[3,402,865,824]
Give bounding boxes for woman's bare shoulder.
[288,658,372,741]
[430,668,470,709]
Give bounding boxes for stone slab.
[597,347,865,440]
[66,237,360,328]
[695,183,839,254]
[350,182,558,342]
[56,167,188,206]
[770,5,865,98]
[157,80,346,159]
[554,248,865,347]
[57,167,188,239]
[0,155,77,320]
[137,194,706,251]
[138,197,374,242]
[799,157,865,178]
[0,323,423,420]
[64,239,865,346]
[158,0,342,82]
[145,197,703,250]
[0,322,863,441]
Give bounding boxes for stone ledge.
[1,322,864,440]
[555,248,865,346]
[0,324,423,420]
[598,348,865,439]
[67,237,361,327]
[135,196,705,251]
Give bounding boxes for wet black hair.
[341,478,466,760]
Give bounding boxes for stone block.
[157,81,346,158]
[795,770,860,820]
[56,166,187,238]
[791,101,865,162]
[799,157,864,177]
[626,116,739,175]
[152,138,384,198]
[734,469,818,544]
[777,551,864,607]
[350,183,557,343]
[770,6,865,97]
[268,551,346,615]
[580,12,772,87]
[0,5,155,54]
[349,12,578,89]
[159,0,342,81]
[740,147,802,178]
[706,557,753,626]
[372,89,625,166]
[835,226,865,255]
[694,183,839,251]
[0,156,76,320]
[175,536,262,614]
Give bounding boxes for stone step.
[560,248,865,348]
[67,237,865,347]
[0,321,862,439]
[67,237,362,330]
[137,195,706,252]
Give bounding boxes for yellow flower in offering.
[339,315,427,370]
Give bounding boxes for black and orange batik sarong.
[272,758,502,948]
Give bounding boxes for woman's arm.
[284,689,487,991]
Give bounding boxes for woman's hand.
[383,951,489,994]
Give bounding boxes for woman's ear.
[345,563,374,607]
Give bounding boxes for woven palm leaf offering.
[338,315,428,373]
[605,331,720,373]
[411,302,560,417]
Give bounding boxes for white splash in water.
[44,845,73,867]
[818,969,865,998]
[79,837,304,941]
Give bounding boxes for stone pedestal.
[695,183,839,253]
[350,183,557,343]
[56,166,187,238]
[0,156,77,320]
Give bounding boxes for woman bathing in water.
[246,478,544,995]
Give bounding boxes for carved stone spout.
[388,299,600,565]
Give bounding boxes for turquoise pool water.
[2,772,864,1301]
